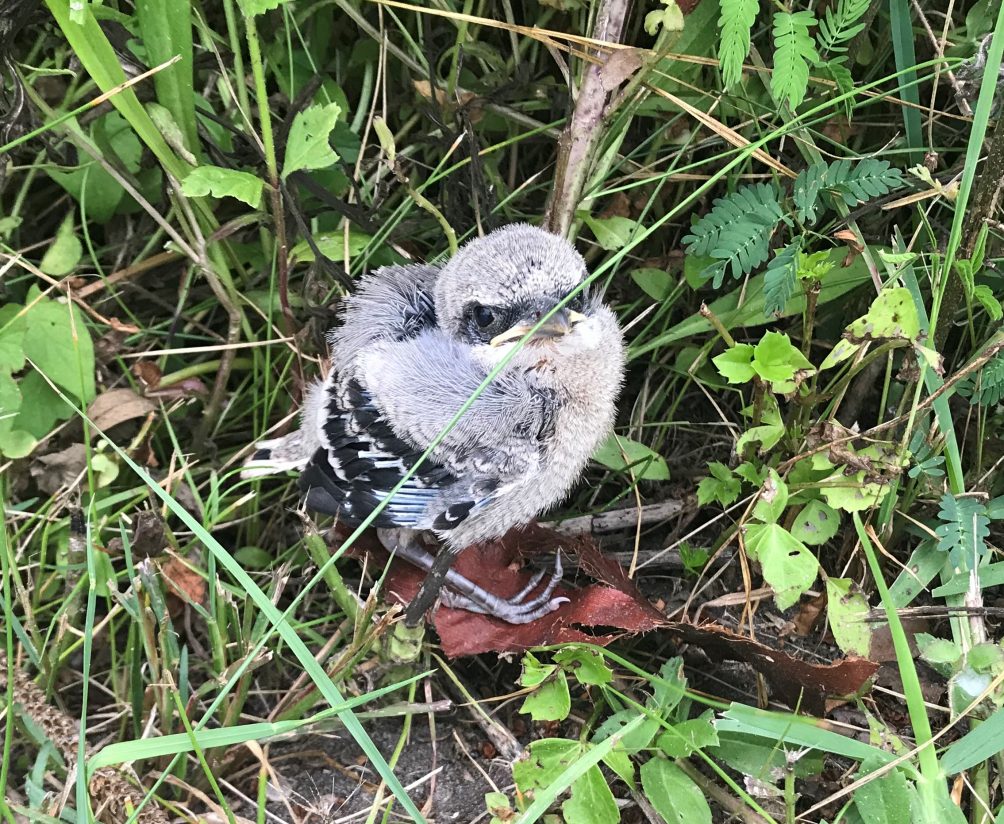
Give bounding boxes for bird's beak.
[490,308,587,347]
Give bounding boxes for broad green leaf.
[941,703,1004,775]
[91,451,120,488]
[0,370,32,459]
[582,214,637,251]
[656,711,718,757]
[631,267,674,301]
[791,500,840,545]
[562,765,619,824]
[973,284,1003,321]
[46,113,144,223]
[818,477,888,512]
[11,370,72,438]
[282,103,342,179]
[182,166,264,207]
[713,343,756,384]
[594,709,661,753]
[513,738,582,794]
[239,0,290,15]
[649,657,688,713]
[135,0,198,155]
[752,469,788,524]
[515,720,646,823]
[644,0,685,34]
[846,287,920,341]
[640,759,711,824]
[519,652,556,687]
[716,705,887,766]
[554,646,613,686]
[752,330,815,391]
[745,523,818,609]
[593,433,670,480]
[22,289,95,404]
[852,756,912,824]
[601,746,636,788]
[819,337,862,370]
[485,791,511,822]
[39,212,82,276]
[697,461,741,506]
[812,453,890,512]
[915,633,962,677]
[735,399,785,454]
[520,668,570,722]
[290,229,388,265]
[967,642,1004,675]
[825,578,872,657]
[894,542,947,604]
[0,427,36,458]
[373,116,396,164]
[0,304,27,373]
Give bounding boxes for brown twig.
[544,0,631,238]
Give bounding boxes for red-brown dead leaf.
[159,555,206,618]
[362,524,878,714]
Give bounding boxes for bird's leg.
[377,528,568,626]
[439,553,567,624]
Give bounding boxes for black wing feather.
[299,379,460,528]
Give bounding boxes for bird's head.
[435,224,605,366]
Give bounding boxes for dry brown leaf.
[412,80,483,121]
[30,443,87,494]
[599,47,643,91]
[87,388,155,437]
[131,361,162,389]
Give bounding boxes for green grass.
[3,0,1004,822]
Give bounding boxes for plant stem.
[544,0,630,238]
[244,8,295,335]
[854,516,942,807]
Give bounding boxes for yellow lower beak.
[489,309,586,347]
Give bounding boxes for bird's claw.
[440,553,568,624]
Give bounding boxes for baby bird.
[244,224,625,625]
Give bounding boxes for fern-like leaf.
[763,241,801,316]
[826,158,904,206]
[826,57,855,116]
[771,11,819,109]
[817,0,869,56]
[683,184,785,287]
[792,158,904,224]
[960,352,1004,406]
[718,0,759,88]
[793,162,826,223]
[935,493,990,573]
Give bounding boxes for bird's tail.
[241,431,310,479]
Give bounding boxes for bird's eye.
[473,304,495,328]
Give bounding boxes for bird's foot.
[439,553,568,624]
